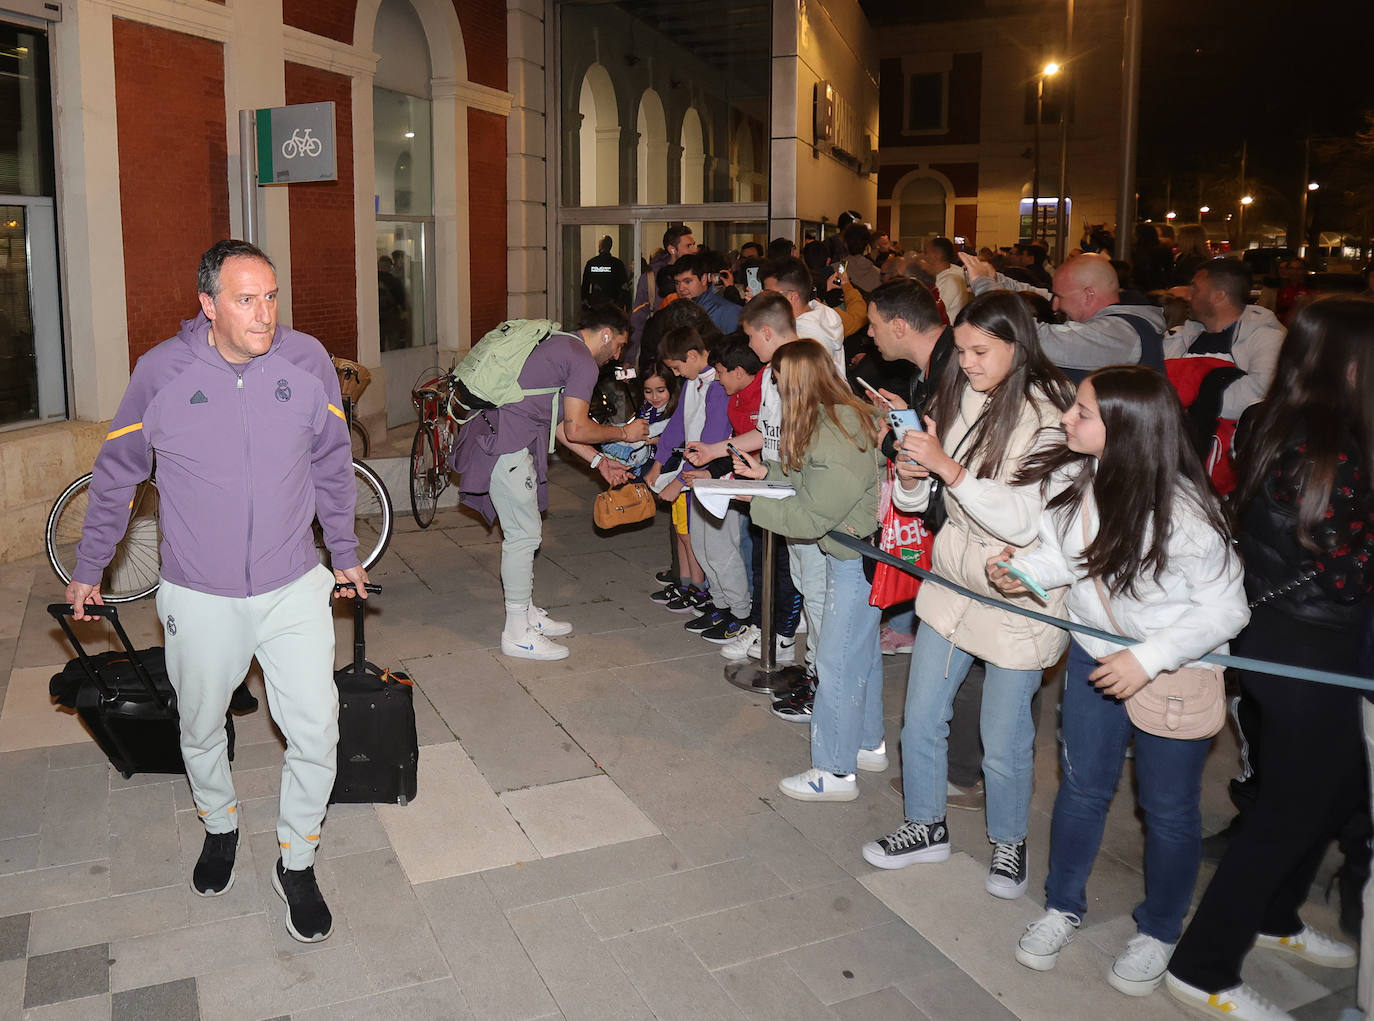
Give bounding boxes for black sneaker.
[650,582,683,605]
[684,607,725,633]
[191,829,238,896]
[986,839,1029,899]
[770,684,814,722]
[273,859,333,943]
[665,587,705,613]
[862,819,951,869]
[701,615,748,644]
[654,568,675,584]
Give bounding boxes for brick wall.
[452,0,506,91]
[284,63,357,360]
[113,19,230,367]
[467,108,506,339]
[283,0,355,45]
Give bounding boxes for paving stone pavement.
[0,457,1360,1020]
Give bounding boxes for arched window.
[636,89,667,205]
[896,176,947,251]
[679,108,704,204]
[578,63,619,206]
[373,0,434,354]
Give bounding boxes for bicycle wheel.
[410,425,439,528]
[351,459,393,570]
[45,473,162,603]
[349,418,370,459]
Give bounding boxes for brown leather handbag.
[594,482,656,529]
[1083,512,1225,740]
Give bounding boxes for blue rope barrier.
[827,531,1374,695]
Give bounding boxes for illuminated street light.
[1240,195,1254,205]
[1307,181,1320,191]
[1032,62,1061,245]
[1200,205,1210,213]
[1165,211,1177,220]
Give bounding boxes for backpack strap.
[1103,312,1165,373]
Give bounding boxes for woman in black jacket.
[1166,296,1374,1020]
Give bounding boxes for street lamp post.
[1299,181,1318,257]
[1239,194,1254,247]
[1032,62,1059,244]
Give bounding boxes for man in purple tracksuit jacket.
[65,240,368,944]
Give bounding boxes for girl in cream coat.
[862,292,1074,902]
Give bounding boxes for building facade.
[873,0,1127,255]
[0,0,879,563]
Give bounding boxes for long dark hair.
[1017,365,1231,596]
[1233,295,1374,550]
[929,291,1074,478]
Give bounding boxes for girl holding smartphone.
[988,365,1247,1000]
[862,291,1073,901]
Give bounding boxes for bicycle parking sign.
[255,102,337,184]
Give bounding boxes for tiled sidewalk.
[0,457,1358,1020]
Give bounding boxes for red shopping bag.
[868,467,934,609]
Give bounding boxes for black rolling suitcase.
[47,603,236,779]
[330,585,419,806]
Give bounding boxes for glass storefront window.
[374,88,432,216]
[0,27,54,198]
[558,1,770,209]
[376,220,432,351]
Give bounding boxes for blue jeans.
[901,623,1041,843]
[1046,642,1210,943]
[810,555,884,775]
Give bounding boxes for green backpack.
[449,319,563,450]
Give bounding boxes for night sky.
[862,0,1374,234]
[1136,0,1374,227]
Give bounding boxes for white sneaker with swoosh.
[501,626,569,661]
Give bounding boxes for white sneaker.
[778,768,857,802]
[500,627,570,661]
[856,741,888,772]
[528,604,572,638]
[1015,909,1080,972]
[1255,924,1357,968]
[1165,975,1294,1020]
[746,632,796,664]
[1108,933,1175,996]
[719,624,761,662]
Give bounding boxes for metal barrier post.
[726,528,805,694]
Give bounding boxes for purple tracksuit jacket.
[74,313,359,598]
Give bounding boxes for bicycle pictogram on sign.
[280,128,323,159]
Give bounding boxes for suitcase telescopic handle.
[47,603,171,709]
[331,584,383,679]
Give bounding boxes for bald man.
[962,252,1164,380]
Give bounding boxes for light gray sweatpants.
[689,499,750,619]
[157,565,338,870]
[788,539,828,671]
[489,448,543,609]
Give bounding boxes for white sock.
[504,602,530,636]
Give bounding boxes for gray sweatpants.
[156,565,338,870]
[689,499,750,619]
[788,539,827,671]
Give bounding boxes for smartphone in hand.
[995,560,1050,600]
[887,409,922,440]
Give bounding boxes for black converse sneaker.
[986,839,1029,899]
[191,829,238,896]
[861,819,951,869]
[273,859,334,943]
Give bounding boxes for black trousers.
[1169,607,1365,992]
